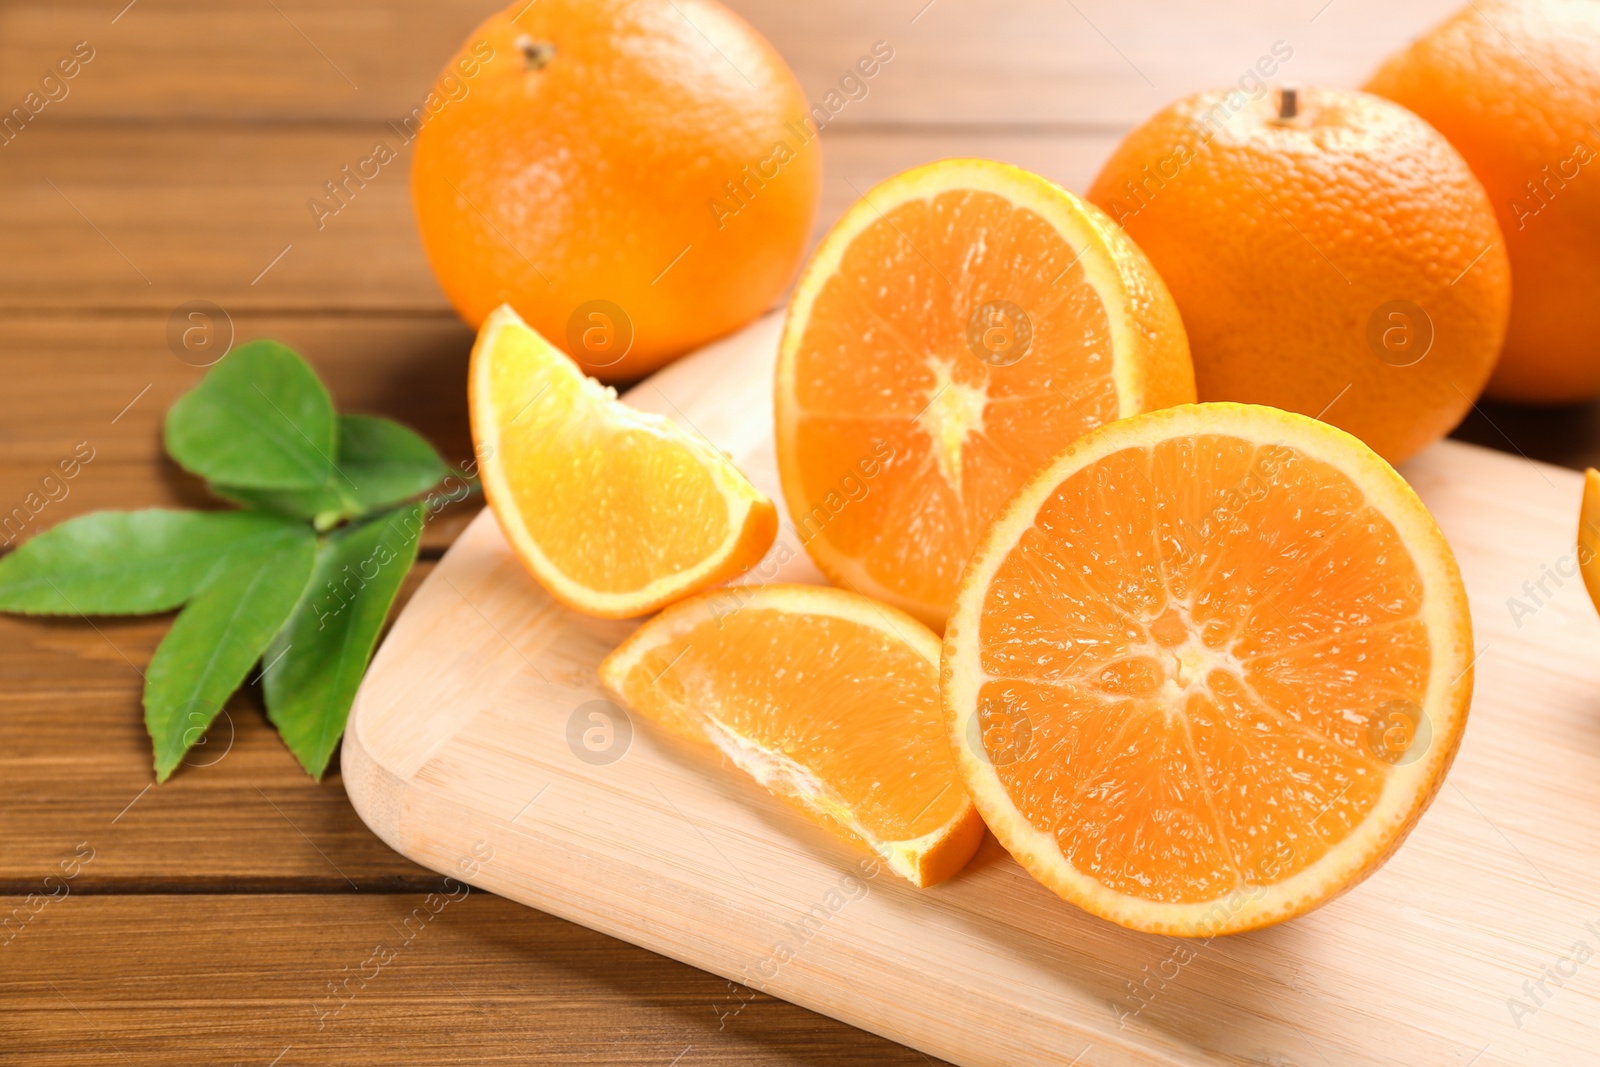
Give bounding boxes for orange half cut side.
[943,402,1474,934]
[776,158,1194,628]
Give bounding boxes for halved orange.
[599,583,984,887]
[942,403,1474,935]
[470,304,776,618]
[776,158,1194,629]
[1582,469,1600,615]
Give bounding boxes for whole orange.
[411,0,821,380]
[1367,0,1600,404]
[1088,87,1510,464]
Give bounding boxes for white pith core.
[920,356,990,503]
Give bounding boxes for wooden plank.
[0,0,480,124]
[0,126,447,313]
[0,313,480,555]
[345,315,1600,1067]
[726,0,1466,126]
[0,0,1462,125]
[0,893,945,1065]
[0,564,442,888]
[0,124,1125,313]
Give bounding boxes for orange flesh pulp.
[975,435,1432,903]
[613,608,967,847]
[789,189,1118,613]
[483,323,730,594]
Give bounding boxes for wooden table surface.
[3,1,1597,1064]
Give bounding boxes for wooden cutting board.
[344,313,1600,1067]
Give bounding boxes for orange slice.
[942,403,1473,935]
[1582,469,1600,615]
[775,158,1194,629]
[599,584,984,887]
[470,305,776,618]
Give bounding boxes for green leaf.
[213,415,451,527]
[145,517,317,780]
[210,483,346,531]
[0,509,306,615]
[331,415,454,510]
[263,503,426,778]
[164,340,337,491]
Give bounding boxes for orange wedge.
[470,305,776,618]
[942,403,1474,935]
[776,158,1194,629]
[1582,469,1600,615]
[599,584,984,887]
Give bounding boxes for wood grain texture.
[0,0,1462,125]
[0,125,1125,313]
[0,894,945,1065]
[348,315,1600,1067]
[0,314,480,555]
[0,563,445,889]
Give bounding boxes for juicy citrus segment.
[470,304,777,618]
[600,584,984,887]
[944,403,1473,935]
[777,158,1193,629]
[1582,469,1600,614]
